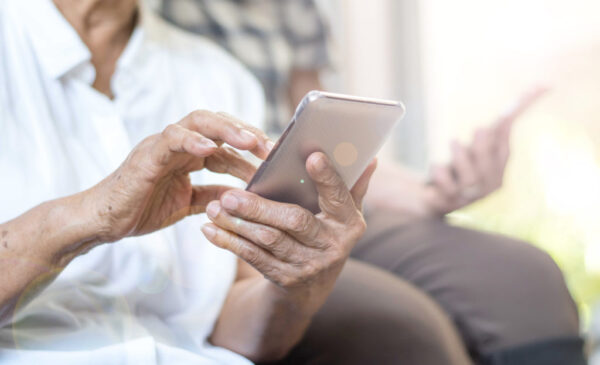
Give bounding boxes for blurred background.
[317,0,600,341]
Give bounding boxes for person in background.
[160,1,587,364]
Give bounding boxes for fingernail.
[222,194,239,210]
[266,140,275,151]
[240,129,258,144]
[200,138,218,149]
[313,154,328,172]
[202,224,217,238]
[206,201,221,218]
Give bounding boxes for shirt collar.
[13,0,91,80]
[14,0,148,83]
[111,7,153,96]
[116,17,146,77]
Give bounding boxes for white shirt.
[0,0,264,364]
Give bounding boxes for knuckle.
[278,275,297,288]
[321,170,340,187]
[287,210,311,233]
[238,241,260,266]
[256,227,283,248]
[182,133,198,150]
[189,109,211,122]
[131,136,156,162]
[302,262,321,279]
[161,124,179,140]
[328,188,349,208]
[141,135,159,149]
[155,151,171,166]
[261,266,282,283]
[245,250,261,267]
[272,242,293,260]
[241,197,263,219]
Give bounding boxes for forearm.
[211,276,326,362]
[362,160,433,218]
[0,190,103,325]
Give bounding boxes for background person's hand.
[202,153,376,304]
[89,110,272,243]
[424,87,548,216]
[364,87,547,219]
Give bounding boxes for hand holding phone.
[246,91,405,213]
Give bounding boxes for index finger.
[217,112,274,159]
[496,86,549,133]
[180,110,272,159]
[306,152,360,224]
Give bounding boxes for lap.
[352,213,580,355]
[271,259,471,365]
[272,214,582,364]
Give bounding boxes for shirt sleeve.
[279,0,331,71]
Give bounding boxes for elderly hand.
[202,153,376,301]
[423,88,547,215]
[90,110,272,243]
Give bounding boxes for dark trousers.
[273,214,586,365]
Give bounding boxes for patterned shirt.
[159,0,330,135]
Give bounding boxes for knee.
[445,226,577,318]
[508,241,579,330]
[279,260,472,365]
[518,244,568,290]
[495,238,576,310]
[469,234,581,349]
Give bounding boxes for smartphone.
[246,91,405,213]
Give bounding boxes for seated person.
[0,0,373,363]
[0,1,585,365]
[160,1,586,364]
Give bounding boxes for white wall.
[418,0,600,161]
[318,0,425,164]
